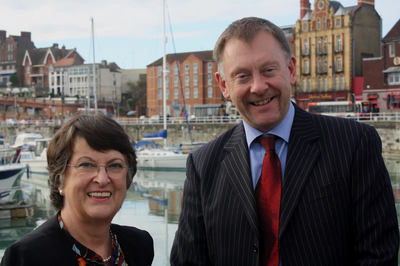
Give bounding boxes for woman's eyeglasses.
[67,161,129,179]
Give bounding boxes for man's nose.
[250,74,268,95]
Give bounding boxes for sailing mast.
[162,0,167,147]
[91,17,98,112]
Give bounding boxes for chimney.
[53,43,58,49]
[21,32,31,41]
[358,0,374,6]
[61,45,66,57]
[300,0,310,19]
[101,60,107,67]
[0,30,6,43]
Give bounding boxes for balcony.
[0,69,17,75]
[335,68,343,73]
[302,70,311,75]
[301,50,310,56]
[333,47,343,53]
[316,49,327,55]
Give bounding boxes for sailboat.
[135,0,188,171]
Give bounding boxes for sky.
[2,0,399,70]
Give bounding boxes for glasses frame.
[66,161,130,179]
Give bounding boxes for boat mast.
[162,0,167,147]
[91,17,98,112]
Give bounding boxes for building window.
[193,63,198,74]
[317,19,320,30]
[337,57,342,71]
[336,36,341,51]
[334,76,338,91]
[208,87,213,98]
[185,76,189,86]
[323,18,326,29]
[323,38,327,53]
[389,44,395,58]
[208,75,213,85]
[318,57,321,73]
[318,77,322,91]
[302,78,306,92]
[336,18,340,26]
[317,39,321,53]
[158,66,162,76]
[166,105,171,116]
[174,89,179,99]
[324,77,327,92]
[166,89,169,99]
[174,64,178,75]
[194,87,198,98]
[323,57,327,72]
[304,39,308,54]
[166,77,169,88]
[26,66,30,74]
[8,54,13,61]
[158,78,162,88]
[304,60,309,73]
[208,62,212,73]
[303,23,308,31]
[159,106,162,115]
[388,72,400,85]
[340,76,345,89]
[158,89,162,100]
[174,77,178,87]
[185,88,190,99]
[308,78,311,92]
[185,63,189,74]
[8,43,13,51]
[193,75,198,86]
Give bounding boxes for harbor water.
[0,159,399,265]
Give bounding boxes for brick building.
[0,31,35,87]
[146,51,222,117]
[22,43,84,96]
[363,19,400,112]
[294,0,381,109]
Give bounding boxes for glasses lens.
[77,162,98,175]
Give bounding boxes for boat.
[135,141,188,171]
[0,147,26,203]
[11,133,43,149]
[20,138,51,189]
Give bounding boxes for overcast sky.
[2,0,399,69]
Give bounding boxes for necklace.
[102,228,113,263]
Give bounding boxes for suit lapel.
[279,106,320,238]
[222,123,259,235]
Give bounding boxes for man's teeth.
[88,192,111,198]
[254,98,272,106]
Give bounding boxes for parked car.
[127,110,137,116]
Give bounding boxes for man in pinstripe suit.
[171,17,399,266]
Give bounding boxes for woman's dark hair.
[47,113,136,210]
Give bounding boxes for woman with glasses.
[1,113,154,266]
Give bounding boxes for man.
[170,17,399,266]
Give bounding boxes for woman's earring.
[59,189,64,196]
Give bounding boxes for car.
[6,119,19,126]
[127,110,137,116]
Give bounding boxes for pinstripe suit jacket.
[170,105,399,266]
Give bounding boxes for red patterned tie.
[256,136,282,266]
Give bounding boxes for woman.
[1,113,154,266]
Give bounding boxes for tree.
[9,74,19,87]
[126,98,134,110]
[126,74,147,108]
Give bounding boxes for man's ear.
[215,72,230,99]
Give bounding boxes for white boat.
[136,141,188,171]
[0,147,26,203]
[11,133,43,149]
[20,139,50,189]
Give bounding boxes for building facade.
[147,51,222,117]
[294,0,381,109]
[362,19,400,112]
[0,31,35,87]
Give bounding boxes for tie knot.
[259,136,275,151]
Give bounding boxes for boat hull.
[136,154,188,171]
[0,165,26,203]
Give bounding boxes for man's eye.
[78,162,96,169]
[108,163,124,169]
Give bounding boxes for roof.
[301,11,311,21]
[53,58,76,67]
[383,66,400,73]
[147,50,214,67]
[383,19,400,41]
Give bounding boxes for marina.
[0,158,398,264]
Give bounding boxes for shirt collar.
[243,102,295,148]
